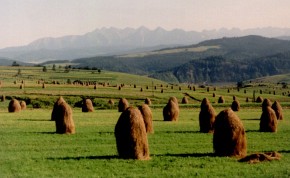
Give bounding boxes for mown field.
[0,66,290,177]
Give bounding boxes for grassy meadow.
[0,66,290,177]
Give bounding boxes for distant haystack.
[20,101,27,110]
[199,98,216,133]
[138,104,154,133]
[118,98,129,112]
[256,96,263,103]
[42,83,46,89]
[8,99,21,112]
[163,96,179,121]
[82,98,94,112]
[213,108,247,157]
[1,95,5,102]
[115,107,150,160]
[52,97,75,134]
[108,99,115,108]
[231,100,240,112]
[218,96,225,103]
[259,106,277,132]
[272,101,283,120]
[20,84,24,89]
[144,98,151,105]
[181,96,189,104]
[262,98,272,112]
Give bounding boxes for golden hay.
[213,108,247,157]
[199,98,216,133]
[231,100,240,112]
[52,97,75,134]
[163,97,179,121]
[8,99,22,112]
[115,107,150,160]
[144,98,151,105]
[256,96,263,103]
[218,96,225,103]
[259,106,277,132]
[118,98,129,112]
[20,101,27,110]
[181,96,189,104]
[82,98,94,112]
[262,98,272,112]
[108,99,115,106]
[51,96,66,121]
[138,104,154,133]
[239,151,282,164]
[272,101,283,120]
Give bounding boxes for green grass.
[0,107,289,177]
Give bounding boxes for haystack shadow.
[47,155,118,161]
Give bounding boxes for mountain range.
[1,26,290,63]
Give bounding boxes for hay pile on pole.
[181,96,189,104]
[115,107,150,160]
[199,98,216,133]
[138,104,154,133]
[231,100,240,111]
[108,99,115,108]
[144,98,151,105]
[272,101,283,120]
[82,98,94,112]
[218,96,225,103]
[259,106,277,132]
[8,99,21,112]
[118,98,129,112]
[20,101,27,110]
[163,96,179,121]
[213,108,247,157]
[51,97,75,134]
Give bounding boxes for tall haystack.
[256,96,263,103]
[272,101,283,120]
[115,107,150,160]
[118,98,129,112]
[138,104,154,133]
[163,97,179,121]
[108,99,115,108]
[52,97,75,134]
[181,96,189,104]
[218,96,225,103]
[199,98,216,133]
[20,101,27,110]
[262,98,272,112]
[259,106,277,132]
[82,98,94,112]
[144,98,151,105]
[8,99,21,112]
[213,108,247,157]
[231,100,240,111]
[1,95,5,102]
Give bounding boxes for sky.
[0,0,290,48]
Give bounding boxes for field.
[0,66,290,177]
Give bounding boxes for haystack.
[231,100,240,111]
[256,96,263,103]
[52,97,75,134]
[272,101,283,120]
[82,98,94,112]
[181,96,189,104]
[8,99,21,112]
[144,98,151,105]
[118,98,129,112]
[262,98,272,112]
[1,95,5,102]
[218,96,225,103]
[213,108,247,157]
[42,83,46,89]
[20,84,24,89]
[115,107,150,160]
[199,98,216,133]
[259,106,277,132]
[138,104,154,133]
[163,97,179,121]
[108,99,115,107]
[20,101,27,110]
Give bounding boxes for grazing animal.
[213,108,247,157]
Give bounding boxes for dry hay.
[259,106,277,132]
[8,99,21,112]
[233,95,237,101]
[246,97,249,102]
[231,100,240,112]
[82,98,94,112]
[108,99,115,106]
[140,88,143,92]
[138,104,154,133]
[115,107,150,160]
[144,98,151,105]
[213,93,216,97]
[239,151,282,164]
[199,98,216,133]
[218,96,225,103]
[181,96,189,104]
[163,96,179,121]
[20,101,27,110]
[94,84,97,90]
[262,98,272,112]
[272,101,283,120]
[213,108,247,157]
[1,95,5,102]
[42,83,46,89]
[52,97,75,134]
[20,84,24,89]
[256,96,263,103]
[118,98,129,112]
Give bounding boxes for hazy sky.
[1,0,290,48]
